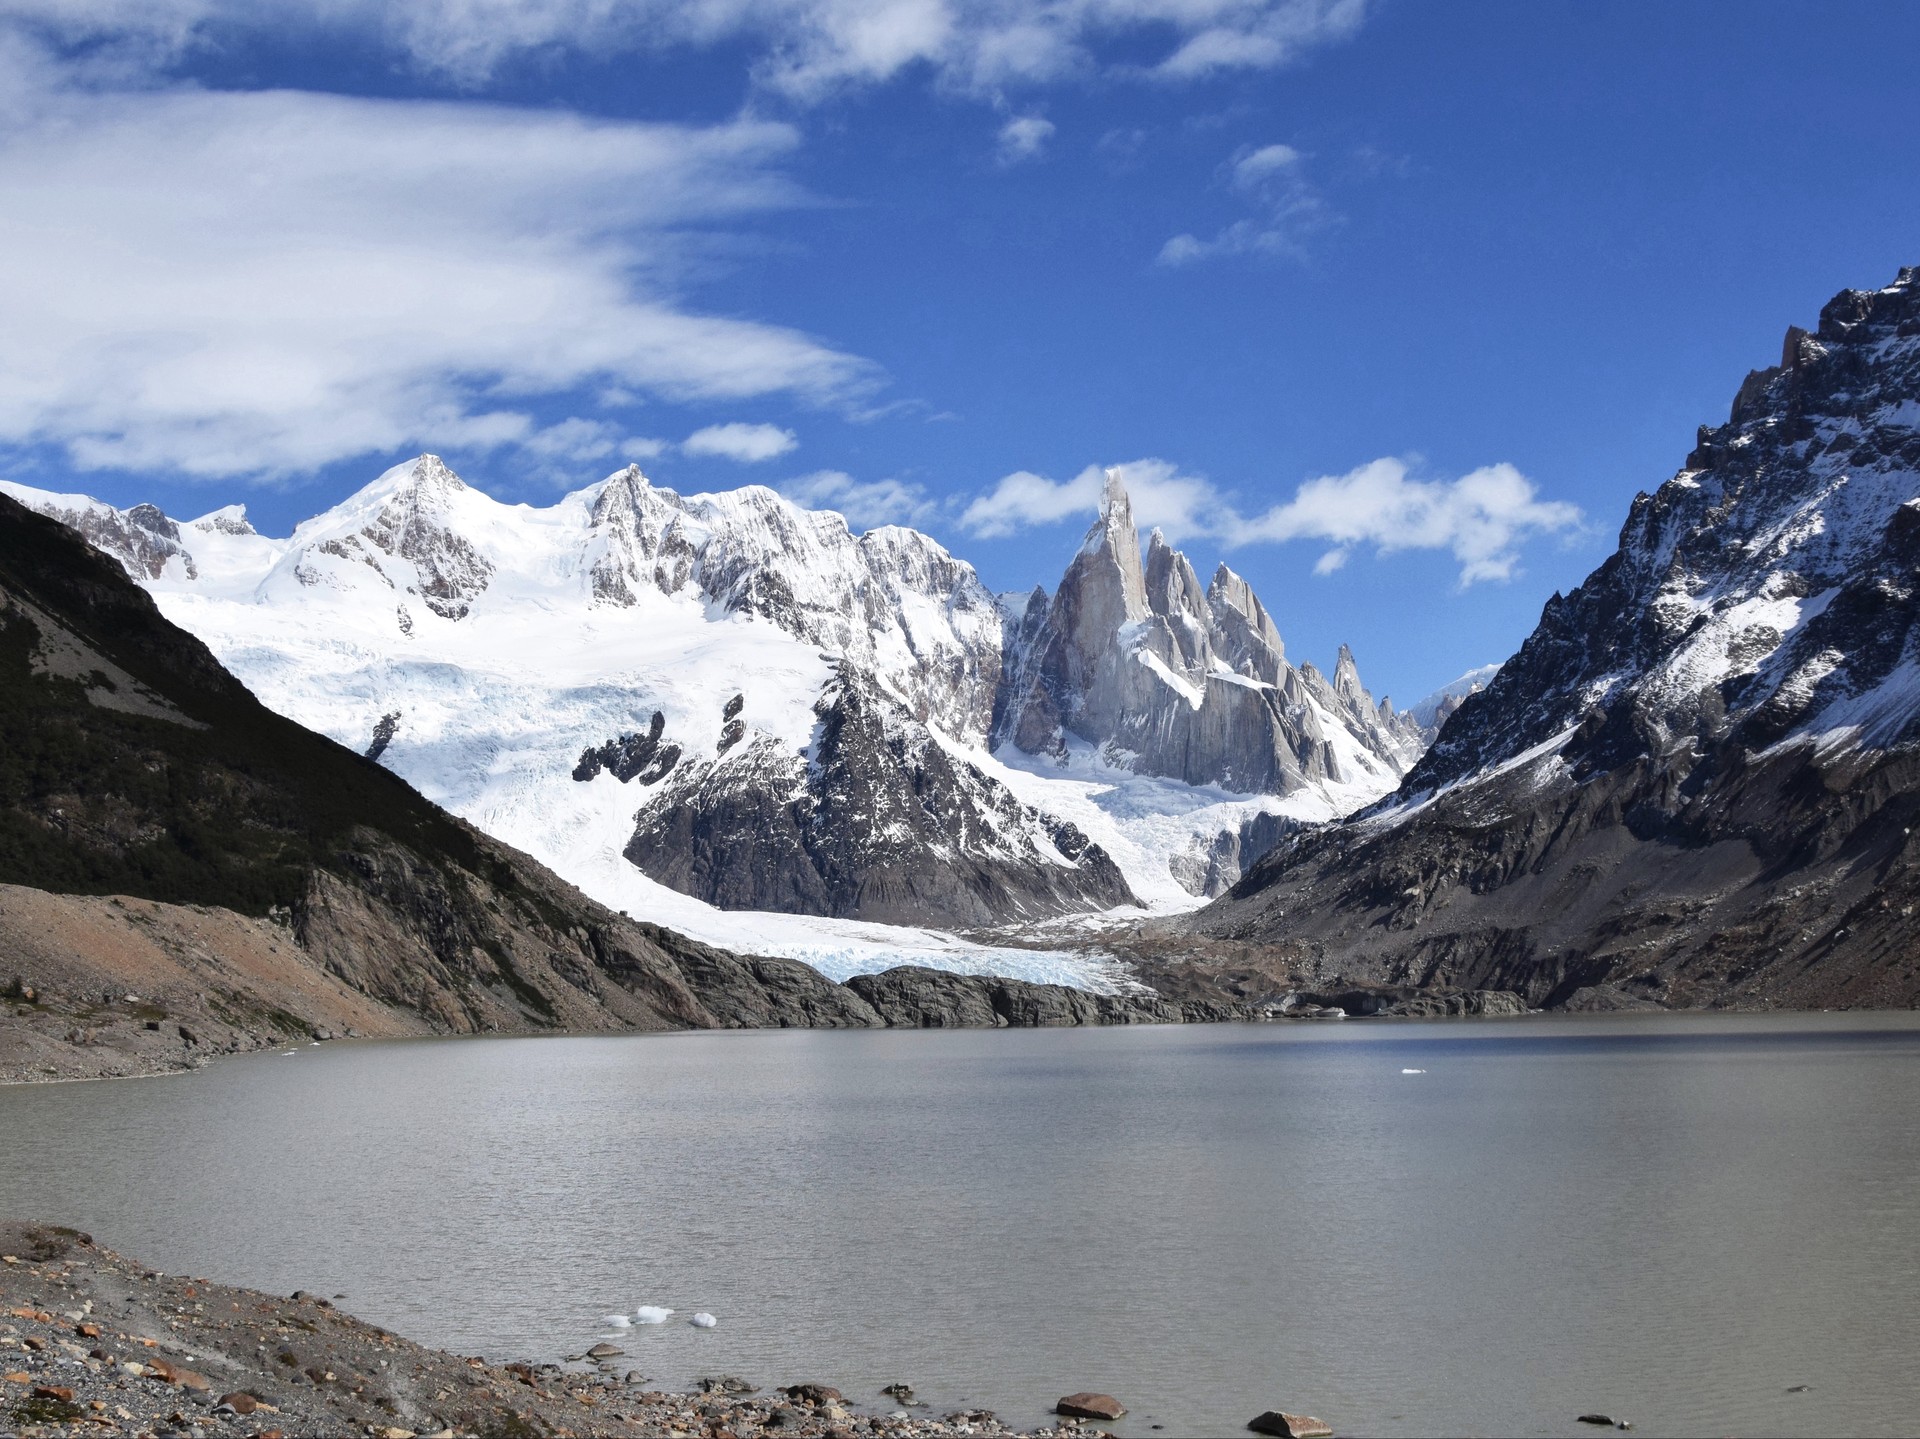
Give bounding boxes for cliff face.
[1194,267,1920,1011]
[995,469,1425,796]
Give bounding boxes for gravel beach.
[0,1223,1094,1439]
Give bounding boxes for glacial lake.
[4,1013,1919,1437]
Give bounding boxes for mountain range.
[0,489,1278,1081]
[3,454,1426,974]
[14,265,1918,1016]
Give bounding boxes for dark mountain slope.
[1188,267,1920,1011]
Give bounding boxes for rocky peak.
[1078,467,1150,619]
[997,467,1424,800]
[1206,563,1287,684]
[326,455,494,621]
[586,466,1008,740]
[1403,265,1920,800]
[1144,528,1212,670]
[1332,643,1365,705]
[0,484,197,583]
[191,505,256,538]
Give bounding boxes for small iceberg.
[690,1312,718,1329]
[603,1315,632,1328]
[633,1306,674,1324]
[1401,1068,1426,1074]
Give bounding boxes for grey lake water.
[3,1012,1919,1437]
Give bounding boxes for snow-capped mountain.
[995,467,1425,798]
[3,451,1425,969]
[1407,664,1501,730]
[1198,265,1920,1011]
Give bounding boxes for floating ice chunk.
[689,1312,718,1329]
[633,1306,674,1324]
[603,1315,632,1328]
[1401,1068,1426,1074]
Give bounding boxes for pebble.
[0,1224,1145,1439]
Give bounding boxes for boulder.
[1056,1393,1127,1420]
[781,1383,842,1405]
[1248,1412,1333,1438]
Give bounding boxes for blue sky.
[2,1,1917,707]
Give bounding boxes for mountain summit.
[996,466,1424,795]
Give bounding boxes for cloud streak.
[0,0,1371,97]
[961,456,1582,585]
[1159,138,1332,265]
[0,62,870,479]
[782,469,940,530]
[683,422,798,462]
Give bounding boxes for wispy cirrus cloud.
[0,0,1371,98]
[0,52,870,480]
[782,469,940,530]
[961,455,1583,586]
[1159,139,1333,265]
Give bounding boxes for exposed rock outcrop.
[621,669,1138,925]
[0,484,197,582]
[587,465,1006,735]
[844,968,1196,1027]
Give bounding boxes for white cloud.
[1230,141,1302,188]
[1159,137,1331,266]
[996,114,1054,163]
[0,0,1370,98]
[962,455,1583,585]
[682,421,798,462]
[782,469,939,530]
[518,417,625,461]
[0,61,867,479]
[1243,458,1584,584]
[960,458,1218,542]
[959,466,1104,538]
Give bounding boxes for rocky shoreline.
[0,1222,1105,1439]
[0,949,1536,1087]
